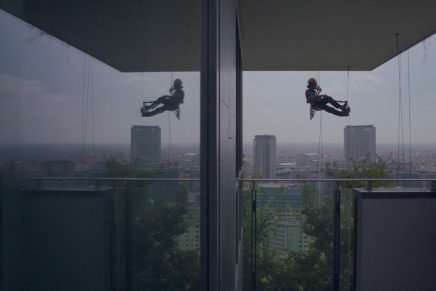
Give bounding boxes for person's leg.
[143,95,170,111]
[322,95,343,109]
[315,101,348,116]
[142,103,153,110]
[142,101,159,111]
[322,105,348,116]
[141,105,167,117]
[342,101,348,110]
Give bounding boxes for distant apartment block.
[40,160,74,177]
[296,153,319,169]
[272,212,311,256]
[253,135,277,178]
[177,192,200,251]
[344,125,376,163]
[256,183,309,255]
[256,183,302,208]
[130,125,161,167]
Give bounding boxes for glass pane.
[0,1,200,289]
[243,36,436,288]
[241,179,335,291]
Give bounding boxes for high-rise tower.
[130,125,161,167]
[253,135,277,178]
[344,125,376,163]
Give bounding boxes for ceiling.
[239,0,436,70]
[0,0,201,72]
[1,0,436,72]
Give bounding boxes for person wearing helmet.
[305,78,350,117]
[141,79,185,119]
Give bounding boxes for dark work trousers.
[141,96,179,117]
[312,95,346,116]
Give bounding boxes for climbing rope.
[316,72,323,170]
[139,0,147,125]
[167,72,174,161]
[315,72,325,198]
[81,54,87,160]
[407,51,413,176]
[346,66,351,127]
[345,67,351,163]
[317,111,323,171]
[140,71,145,124]
[167,110,173,161]
[90,58,95,159]
[81,54,93,169]
[396,33,406,178]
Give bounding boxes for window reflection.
[0,6,200,290]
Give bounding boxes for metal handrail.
[24,177,436,182]
[239,178,436,182]
[25,177,200,182]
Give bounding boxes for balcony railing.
[239,178,436,291]
[5,177,200,291]
[4,177,436,291]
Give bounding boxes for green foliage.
[294,185,333,291]
[105,159,132,177]
[104,158,155,188]
[244,159,390,291]
[326,158,392,188]
[133,185,199,290]
[300,185,333,257]
[243,183,334,291]
[105,159,199,290]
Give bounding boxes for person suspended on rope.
[305,78,350,117]
[141,78,184,119]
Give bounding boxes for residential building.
[253,135,277,178]
[296,153,319,169]
[344,125,376,163]
[272,212,311,256]
[130,125,161,167]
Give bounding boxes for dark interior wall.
[1,177,24,291]
[355,191,436,291]
[1,186,112,291]
[23,190,112,291]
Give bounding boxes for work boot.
[341,101,348,110]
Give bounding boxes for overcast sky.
[1,9,435,146]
